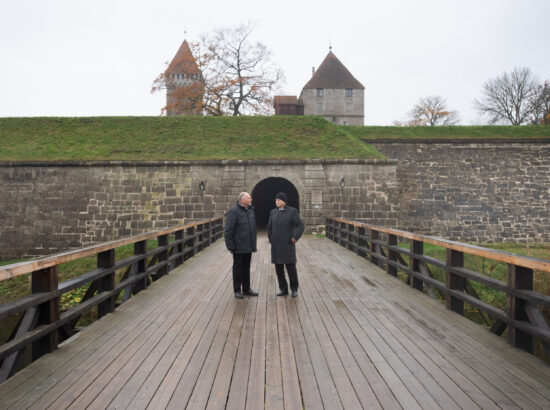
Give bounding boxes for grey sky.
[1,0,549,125]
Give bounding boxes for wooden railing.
[326,217,550,358]
[0,217,222,381]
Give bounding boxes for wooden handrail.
[0,217,223,381]
[328,217,550,272]
[326,217,550,358]
[0,217,221,282]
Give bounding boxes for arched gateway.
[251,177,299,229]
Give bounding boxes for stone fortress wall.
[0,159,398,260]
[1,141,549,260]
[374,141,550,243]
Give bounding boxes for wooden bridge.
[1,218,550,409]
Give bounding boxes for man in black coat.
[267,192,305,297]
[224,192,259,299]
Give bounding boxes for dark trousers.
[233,253,251,293]
[275,263,298,292]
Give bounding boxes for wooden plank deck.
[1,234,549,409]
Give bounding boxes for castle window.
[317,88,324,97]
[345,88,352,97]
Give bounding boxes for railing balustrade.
[326,217,550,359]
[0,217,223,381]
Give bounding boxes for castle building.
[165,40,203,116]
[274,49,365,125]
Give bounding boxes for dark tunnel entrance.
[251,177,299,229]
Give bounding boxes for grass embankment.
[0,116,383,161]
[344,125,550,141]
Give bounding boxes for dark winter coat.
[267,206,304,264]
[224,201,257,254]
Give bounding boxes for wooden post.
[175,230,184,267]
[185,226,195,260]
[97,249,115,318]
[134,240,147,293]
[370,229,379,267]
[507,264,533,353]
[158,234,169,277]
[387,234,398,277]
[357,227,366,258]
[205,222,211,246]
[32,266,59,360]
[217,218,223,240]
[411,240,424,291]
[338,222,344,246]
[347,223,354,251]
[196,224,203,252]
[446,249,465,315]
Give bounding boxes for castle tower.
[299,49,365,125]
[165,40,203,116]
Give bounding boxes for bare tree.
[406,96,459,126]
[152,22,284,116]
[208,23,284,116]
[532,80,550,124]
[475,67,541,125]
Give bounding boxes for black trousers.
[275,263,298,292]
[232,253,251,293]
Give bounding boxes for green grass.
[0,116,384,161]
[2,118,548,161]
[343,125,550,140]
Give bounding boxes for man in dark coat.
[267,192,305,297]
[224,192,258,299]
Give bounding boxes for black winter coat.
[267,206,304,264]
[224,202,257,254]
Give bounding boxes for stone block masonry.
[0,159,398,260]
[374,142,550,243]
[3,141,548,260]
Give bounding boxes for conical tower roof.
[166,40,201,75]
[303,51,364,90]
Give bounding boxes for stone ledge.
[370,139,550,144]
[0,158,397,167]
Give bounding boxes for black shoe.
[243,289,258,296]
[291,290,298,297]
[276,290,289,296]
[234,292,244,299]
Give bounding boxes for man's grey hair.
[238,192,250,201]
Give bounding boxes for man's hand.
[291,238,297,243]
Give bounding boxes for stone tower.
[299,49,365,125]
[165,40,203,116]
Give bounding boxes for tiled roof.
[274,96,302,105]
[303,52,364,90]
[166,40,201,75]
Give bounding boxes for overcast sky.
[1,0,549,125]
